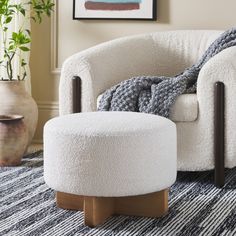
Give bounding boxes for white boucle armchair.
[59,30,236,187]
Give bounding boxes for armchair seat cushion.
[97,93,198,122]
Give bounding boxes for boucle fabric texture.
[59,30,236,171]
[98,28,236,118]
[44,112,177,197]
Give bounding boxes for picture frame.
[73,0,157,21]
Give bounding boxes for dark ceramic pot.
[0,115,28,166]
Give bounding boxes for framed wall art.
[73,0,157,20]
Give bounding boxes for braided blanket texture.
[98,28,236,118]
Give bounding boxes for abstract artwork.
[73,0,156,20]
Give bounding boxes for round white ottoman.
[44,112,177,227]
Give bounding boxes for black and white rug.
[1,151,236,236]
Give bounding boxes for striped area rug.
[1,151,236,236]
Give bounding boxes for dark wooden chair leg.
[214,81,225,188]
[72,76,82,113]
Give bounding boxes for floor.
[27,143,43,154]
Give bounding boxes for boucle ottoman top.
[44,112,177,197]
[46,111,173,136]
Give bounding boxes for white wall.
[30,0,236,142]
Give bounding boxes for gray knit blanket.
[98,28,236,118]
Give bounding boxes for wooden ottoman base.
[56,189,168,227]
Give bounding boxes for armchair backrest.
[150,30,222,76]
[60,30,223,114]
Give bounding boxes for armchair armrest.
[197,46,236,170]
[197,46,236,114]
[59,34,157,115]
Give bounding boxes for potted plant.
[0,0,54,147]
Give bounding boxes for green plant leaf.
[25,29,31,36]
[19,46,30,52]
[31,16,37,22]
[21,60,27,66]
[5,16,12,24]
[8,45,14,51]
[12,32,18,40]
[20,8,25,16]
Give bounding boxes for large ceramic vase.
[0,115,28,166]
[0,81,38,147]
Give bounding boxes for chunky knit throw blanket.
[98,28,236,118]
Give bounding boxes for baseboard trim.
[34,101,59,143]
[32,139,43,144]
[51,68,61,75]
[37,101,59,111]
